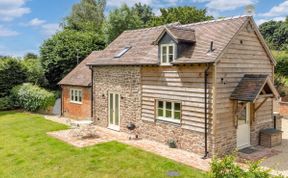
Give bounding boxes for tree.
[0,57,27,97]
[132,3,155,25]
[40,30,105,89]
[22,58,47,86]
[148,6,213,26]
[105,4,144,43]
[23,53,38,60]
[259,20,282,49]
[63,0,106,32]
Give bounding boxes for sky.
[0,0,287,57]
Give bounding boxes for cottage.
[59,16,279,156]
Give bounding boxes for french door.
[108,92,120,131]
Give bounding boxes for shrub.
[209,154,284,178]
[0,96,14,111]
[11,83,55,112]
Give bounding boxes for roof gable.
[215,16,276,66]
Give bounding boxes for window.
[70,89,82,104]
[114,47,131,58]
[161,44,175,64]
[157,100,181,123]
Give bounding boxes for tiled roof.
[58,51,101,86]
[87,16,249,66]
[230,74,278,102]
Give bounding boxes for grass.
[0,111,206,178]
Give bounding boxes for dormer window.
[161,44,175,65]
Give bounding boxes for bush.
[209,154,284,178]
[0,57,27,98]
[0,96,14,111]
[11,83,55,112]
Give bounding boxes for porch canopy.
[230,74,279,126]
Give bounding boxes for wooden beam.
[255,98,268,112]
[258,94,274,99]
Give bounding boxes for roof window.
[114,47,131,58]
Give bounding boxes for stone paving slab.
[47,124,210,171]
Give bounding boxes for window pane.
[158,109,163,117]
[115,94,119,125]
[79,91,82,102]
[166,110,172,118]
[174,111,180,120]
[166,102,172,109]
[169,46,173,54]
[75,90,78,101]
[158,101,163,108]
[238,105,247,125]
[109,94,113,124]
[169,55,173,62]
[174,103,180,111]
[162,46,167,63]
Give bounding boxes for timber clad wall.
[214,23,274,155]
[62,86,91,120]
[140,65,214,154]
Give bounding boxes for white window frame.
[156,100,181,123]
[70,88,83,104]
[160,44,175,65]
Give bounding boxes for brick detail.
[62,86,91,120]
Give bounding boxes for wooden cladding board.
[141,65,214,133]
[215,24,273,135]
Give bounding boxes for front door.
[237,103,251,149]
[108,92,120,131]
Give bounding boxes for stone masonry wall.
[92,66,142,133]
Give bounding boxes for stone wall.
[92,66,142,133]
[62,86,91,120]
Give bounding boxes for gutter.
[202,64,211,159]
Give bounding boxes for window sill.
[70,101,82,105]
[157,117,181,124]
[160,63,173,66]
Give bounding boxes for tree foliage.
[21,57,47,86]
[105,4,144,43]
[132,3,155,25]
[0,57,27,97]
[259,19,288,50]
[63,0,106,32]
[40,30,105,89]
[149,6,213,26]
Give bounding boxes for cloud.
[107,0,153,7]
[259,1,288,17]
[256,16,286,26]
[27,18,46,26]
[0,26,19,37]
[0,0,30,21]
[194,0,256,11]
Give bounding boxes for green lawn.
[0,111,206,178]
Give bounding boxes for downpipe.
[202,64,211,159]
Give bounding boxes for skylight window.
[114,47,131,58]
